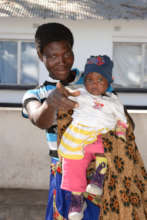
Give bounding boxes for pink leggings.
[61,136,104,192]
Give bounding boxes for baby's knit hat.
[84,55,113,85]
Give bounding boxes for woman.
[22,22,100,220]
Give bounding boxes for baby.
[58,55,128,220]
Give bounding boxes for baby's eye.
[97,78,104,84]
[98,78,103,82]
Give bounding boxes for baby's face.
[84,72,108,96]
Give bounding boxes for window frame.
[0,39,39,89]
[112,37,147,93]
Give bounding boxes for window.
[0,40,38,86]
[113,42,147,89]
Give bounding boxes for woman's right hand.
[26,82,80,129]
[47,81,80,111]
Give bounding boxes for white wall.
[0,107,147,189]
[130,110,147,165]
[0,18,147,105]
[0,107,49,189]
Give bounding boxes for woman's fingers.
[56,81,70,97]
[58,95,78,110]
[48,82,78,110]
[68,89,80,97]
[55,82,79,109]
[56,81,80,97]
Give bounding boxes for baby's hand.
[115,120,127,141]
[116,131,126,141]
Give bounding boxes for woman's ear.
[37,51,43,62]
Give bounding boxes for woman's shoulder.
[102,92,115,100]
[104,92,120,102]
[106,92,117,98]
[23,81,56,102]
[103,92,123,108]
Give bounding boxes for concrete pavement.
[0,188,48,220]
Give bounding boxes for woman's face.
[39,40,74,81]
[84,72,108,96]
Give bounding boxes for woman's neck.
[61,70,76,85]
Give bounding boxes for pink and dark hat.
[84,55,113,85]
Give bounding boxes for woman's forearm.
[26,99,56,129]
[26,83,79,129]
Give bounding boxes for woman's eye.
[50,55,56,59]
[64,52,71,58]
[45,54,56,59]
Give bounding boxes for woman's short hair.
[35,22,74,54]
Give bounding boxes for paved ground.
[0,188,48,220]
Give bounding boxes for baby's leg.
[87,155,107,195]
[61,154,93,220]
[85,135,107,195]
[68,192,87,220]
[61,158,88,192]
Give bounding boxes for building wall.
[0,18,147,105]
[0,107,49,189]
[0,107,147,189]
[0,18,147,189]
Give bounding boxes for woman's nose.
[58,56,65,64]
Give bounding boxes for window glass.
[21,42,38,85]
[0,41,17,84]
[0,40,38,86]
[113,43,146,88]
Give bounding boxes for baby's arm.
[112,95,128,141]
[115,120,128,141]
